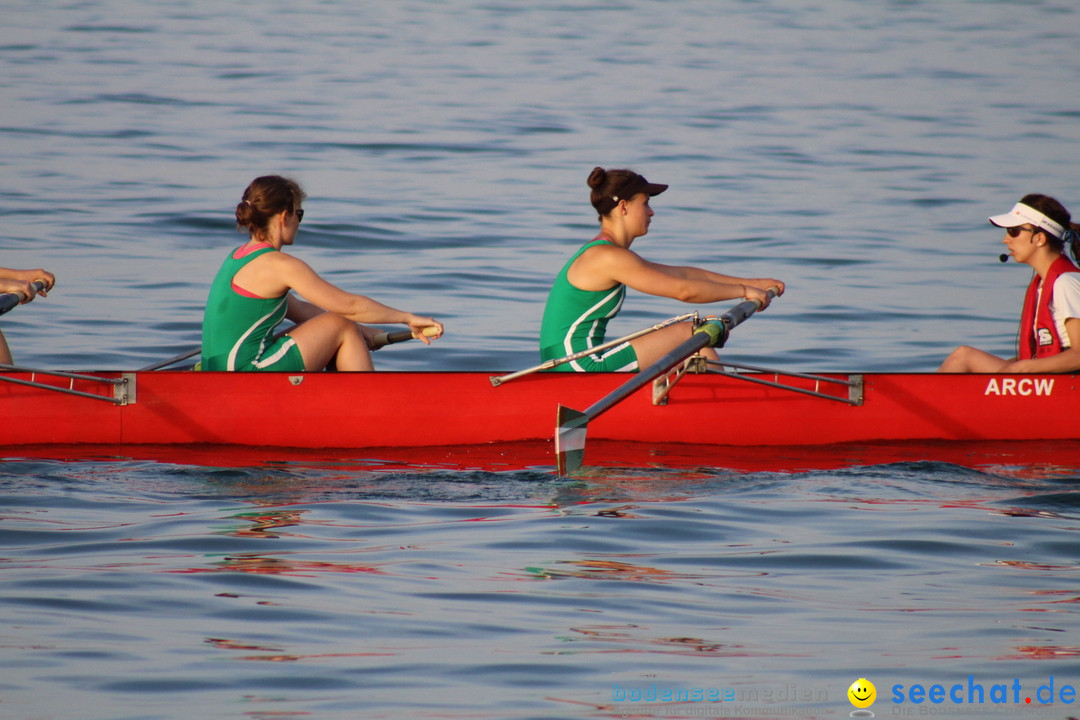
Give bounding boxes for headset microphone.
[999,254,1009,263]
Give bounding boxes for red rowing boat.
[1,367,1076,470]
[3,288,1075,471]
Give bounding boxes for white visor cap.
[989,202,1064,238]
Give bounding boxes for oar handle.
[0,281,47,317]
[370,325,439,350]
[756,285,782,307]
[742,284,780,313]
[696,285,780,349]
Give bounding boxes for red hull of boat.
[1,371,1075,452]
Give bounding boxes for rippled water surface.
[2,0,1078,371]
[3,1,1080,718]
[3,455,1080,719]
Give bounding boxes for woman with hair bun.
[939,193,1080,373]
[539,167,784,372]
[201,175,442,371]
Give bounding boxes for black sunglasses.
[295,208,305,223]
[1006,225,1036,238]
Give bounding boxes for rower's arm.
[662,265,785,296]
[285,294,324,323]
[268,254,406,324]
[579,245,778,307]
[274,254,442,340]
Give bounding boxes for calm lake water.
[2,1,1080,718]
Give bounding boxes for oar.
[140,346,201,371]
[555,287,779,475]
[0,281,47,317]
[139,326,439,370]
[489,313,697,387]
[370,325,440,349]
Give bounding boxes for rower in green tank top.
[540,238,633,371]
[201,175,444,372]
[202,243,302,371]
[539,167,785,372]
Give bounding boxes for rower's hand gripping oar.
[370,325,440,350]
[555,287,780,475]
[0,281,48,317]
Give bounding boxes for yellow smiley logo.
[848,678,876,709]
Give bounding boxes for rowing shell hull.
[0,371,1075,453]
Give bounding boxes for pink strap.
[230,242,275,298]
[231,241,274,260]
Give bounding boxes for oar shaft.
[582,329,712,420]
[721,293,773,332]
[369,329,413,349]
[138,347,201,371]
[370,325,439,349]
[142,325,437,371]
[582,287,777,423]
[490,313,697,386]
[556,287,779,475]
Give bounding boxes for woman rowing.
[201,175,443,372]
[539,167,784,371]
[939,194,1080,373]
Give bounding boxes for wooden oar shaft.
[0,281,47,317]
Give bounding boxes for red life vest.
[1018,255,1080,359]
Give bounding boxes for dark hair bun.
[587,166,607,190]
[235,201,255,232]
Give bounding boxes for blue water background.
[3,1,1080,719]
[2,0,1077,371]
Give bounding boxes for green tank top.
[539,239,626,362]
[201,245,289,371]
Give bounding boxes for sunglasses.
[295,208,305,223]
[1006,225,1036,238]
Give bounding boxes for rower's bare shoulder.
[254,250,313,276]
[578,242,641,269]
[570,244,648,290]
